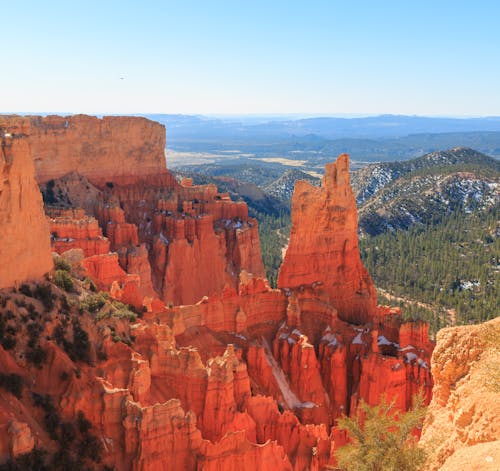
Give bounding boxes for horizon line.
[2,111,500,120]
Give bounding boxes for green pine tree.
[335,394,427,471]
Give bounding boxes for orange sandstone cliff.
[0,131,52,288]
[420,317,500,470]
[0,114,167,186]
[0,115,436,470]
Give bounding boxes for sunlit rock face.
[421,317,500,471]
[0,132,52,288]
[278,153,377,325]
[0,114,167,187]
[0,115,435,470]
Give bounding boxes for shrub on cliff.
[79,293,107,313]
[335,394,427,471]
[33,283,55,310]
[0,373,23,398]
[54,270,74,292]
[54,257,71,272]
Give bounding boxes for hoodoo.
[278,153,377,325]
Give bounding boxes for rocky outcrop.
[0,134,52,288]
[420,317,500,470]
[0,115,436,471]
[48,208,111,257]
[278,154,377,324]
[0,115,167,187]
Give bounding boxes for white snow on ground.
[321,332,338,347]
[377,335,392,346]
[352,332,364,344]
[404,352,418,362]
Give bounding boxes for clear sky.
[2,0,500,116]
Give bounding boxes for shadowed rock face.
[0,134,52,288]
[278,153,377,324]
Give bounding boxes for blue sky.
[2,0,499,115]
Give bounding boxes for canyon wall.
[0,115,166,187]
[1,114,265,305]
[0,115,437,470]
[0,133,52,288]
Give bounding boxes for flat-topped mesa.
[0,114,168,187]
[0,134,53,288]
[278,154,377,325]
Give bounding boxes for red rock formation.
[48,208,111,257]
[149,202,264,305]
[94,205,139,250]
[0,133,53,287]
[0,115,167,187]
[199,431,293,471]
[0,116,436,471]
[278,153,377,325]
[81,253,143,307]
[117,244,155,298]
[1,114,266,306]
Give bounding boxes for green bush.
[68,320,90,363]
[93,298,137,322]
[26,346,48,368]
[54,257,72,272]
[336,394,427,471]
[79,293,107,313]
[54,270,74,292]
[0,448,48,471]
[19,284,33,297]
[1,336,16,350]
[0,373,23,398]
[33,284,54,310]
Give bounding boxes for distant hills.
[352,147,500,235]
[146,113,500,162]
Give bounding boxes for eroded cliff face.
[1,114,264,306]
[0,116,435,470]
[278,154,377,324]
[420,317,500,470]
[0,115,167,187]
[0,134,53,288]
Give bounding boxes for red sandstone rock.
[0,121,437,471]
[82,253,143,307]
[278,154,377,324]
[1,114,266,306]
[420,317,500,470]
[48,208,111,257]
[117,244,155,298]
[0,134,53,288]
[0,115,167,187]
[199,430,293,471]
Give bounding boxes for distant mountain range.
[145,113,500,140]
[143,114,500,162]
